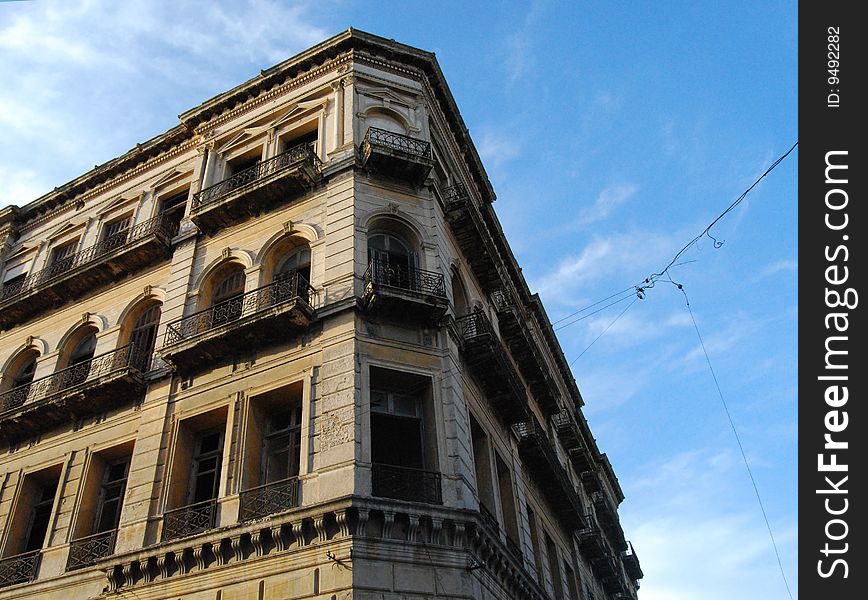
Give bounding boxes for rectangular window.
[527,505,545,583]
[158,189,188,232]
[470,414,497,518]
[162,407,228,542]
[2,465,61,558]
[545,532,565,600]
[563,561,580,600]
[102,216,131,241]
[190,428,224,504]
[239,383,304,521]
[495,451,520,546]
[369,366,441,504]
[49,240,77,268]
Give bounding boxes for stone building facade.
[0,29,642,600]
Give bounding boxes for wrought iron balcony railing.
[441,182,470,212]
[161,499,217,542]
[239,477,300,522]
[371,463,442,505]
[0,214,177,304]
[164,272,315,346]
[191,143,322,212]
[364,260,446,298]
[361,127,432,160]
[0,344,148,415]
[455,308,493,340]
[0,550,39,589]
[66,529,117,570]
[479,503,499,534]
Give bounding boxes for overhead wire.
[554,141,798,598]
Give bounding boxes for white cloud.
[622,448,797,600]
[533,230,680,304]
[576,182,638,225]
[757,258,798,279]
[477,130,521,169]
[0,0,328,205]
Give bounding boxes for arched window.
[368,233,417,290]
[129,303,162,368]
[211,266,246,326]
[451,272,470,317]
[64,329,98,386]
[1,349,39,407]
[273,247,311,304]
[12,354,38,389]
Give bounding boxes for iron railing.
[364,259,446,298]
[371,463,442,505]
[361,127,432,160]
[191,143,322,211]
[479,503,499,534]
[0,550,39,588]
[505,535,524,562]
[163,272,315,346]
[0,344,148,414]
[66,529,117,570]
[161,499,217,542]
[239,477,300,522]
[441,182,470,211]
[0,214,177,303]
[455,309,494,340]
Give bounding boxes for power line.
[679,286,794,600]
[568,297,638,366]
[551,285,637,326]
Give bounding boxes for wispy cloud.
[504,0,545,83]
[576,182,638,225]
[0,0,328,205]
[623,447,797,600]
[476,130,521,169]
[757,258,798,279]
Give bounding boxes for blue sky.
[0,2,798,598]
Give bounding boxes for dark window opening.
[369,367,441,504]
[495,452,521,545]
[367,233,418,290]
[190,429,224,504]
[12,354,38,389]
[49,241,77,269]
[211,267,245,326]
[65,330,97,386]
[470,415,497,515]
[158,189,188,233]
[527,505,545,583]
[102,216,131,242]
[129,304,161,367]
[24,478,59,553]
[280,129,317,153]
[94,459,129,534]
[263,404,302,484]
[546,533,565,600]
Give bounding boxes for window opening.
[263,404,303,484]
[50,241,77,269]
[93,459,129,534]
[367,233,417,290]
[129,304,161,367]
[190,429,224,504]
[211,268,245,327]
[24,479,59,553]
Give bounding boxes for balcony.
[161,499,217,543]
[0,344,148,442]
[0,550,39,589]
[371,463,442,505]
[621,541,644,581]
[551,409,595,474]
[160,273,316,373]
[190,143,322,234]
[439,183,501,290]
[362,260,448,322]
[359,127,433,186]
[512,419,586,531]
[0,215,176,329]
[577,511,608,562]
[491,288,558,414]
[455,310,529,425]
[67,529,117,571]
[239,477,300,522]
[592,490,627,551]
